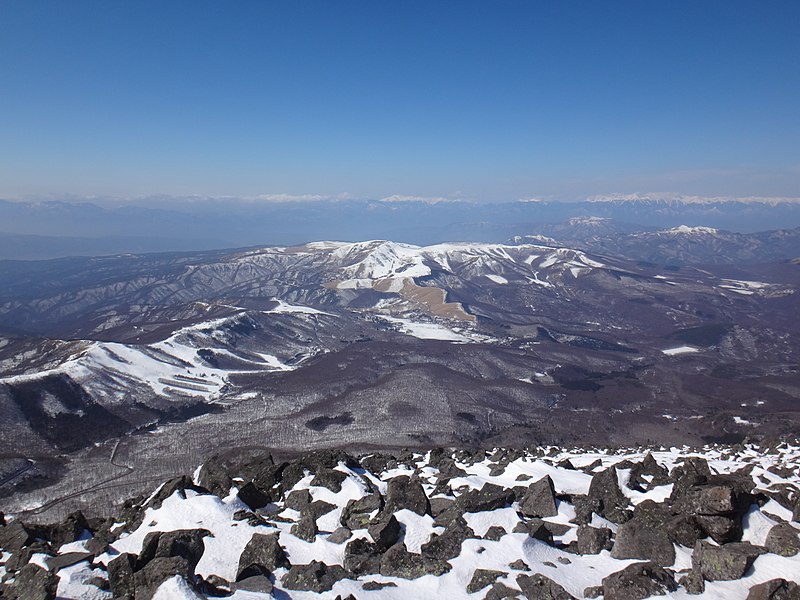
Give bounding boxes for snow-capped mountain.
[1,237,799,524]
[515,220,800,265]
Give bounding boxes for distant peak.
[665,225,719,235]
[567,216,610,226]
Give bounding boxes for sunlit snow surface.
[662,345,701,356]
[34,443,795,599]
[0,300,329,400]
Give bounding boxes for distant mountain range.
[2,197,800,259]
[513,217,800,265]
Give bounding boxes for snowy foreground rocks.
[1,444,800,599]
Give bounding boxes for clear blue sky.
[1,1,798,201]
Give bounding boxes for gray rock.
[152,529,210,572]
[601,561,678,600]
[584,585,604,598]
[746,578,800,600]
[343,538,381,575]
[327,527,352,545]
[611,517,676,566]
[429,497,455,517]
[237,482,271,510]
[236,532,289,581]
[362,580,398,591]
[385,475,430,516]
[3,564,58,600]
[284,489,312,511]
[577,525,612,554]
[516,573,576,599]
[282,560,348,592]
[146,476,209,510]
[467,569,507,593]
[0,522,35,553]
[291,511,319,542]
[310,468,348,493]
[234,575,273,594]
[515,518,554,544]
[765,523,800,557]
[587,467,631,523]
[108,552,137,599]
[133,556,193,600]
[379,543,449,579]
[341,493,383,530]
[695,514,743,545]
[518,476,558,518]
[678,570,706,595]
[692,541,766,581]
[484,525,507,541]
[457,483,515,513]
[485,582,523,599]
[421,519,475,560]
[508,559,530,571]
[46,552,93,572]
[368,513,401,550]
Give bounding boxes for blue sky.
[1,1,798,201]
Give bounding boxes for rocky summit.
[1,443,799,599]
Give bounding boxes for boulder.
[327,527,352,545]
[587,467,631,523]
[368,514,401,551]
[516,573,576,599]
[236,532,289,581]
[485,582,524,599]
[152,529,210,572]
[379,543,449,579]
[46,552,93,572]
[108,552,137,599]
[285,489,312,511]
[746,579,800,600]
[291,511,319,542]
[467,569,506,593]
[611,516,676,566]
[280,450,357,491]
[764,523,800,557]
[282,560,348,593]
[384,476,430,516]
[40,511,91,548]
[678,569,705,595]
[234,575,273,594]
[421,519,475,561]
[514,518,554,544]
[601,561,678,600]
[484,525,507,541]
[310,468,348,493]
[692,540,766,581]
[196,455,234,497]
[0,521,35,553]
[341,493,383,530]
[695,514,743,545]
[2,564,58,600]
[237,482,272,510]
[146,476,209,510]
[133,556,194,600]
[343,538,381,575]
[572,495,602,525]
[458,483,515,513]
[576,525,612,555]
[518,476,558,518]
